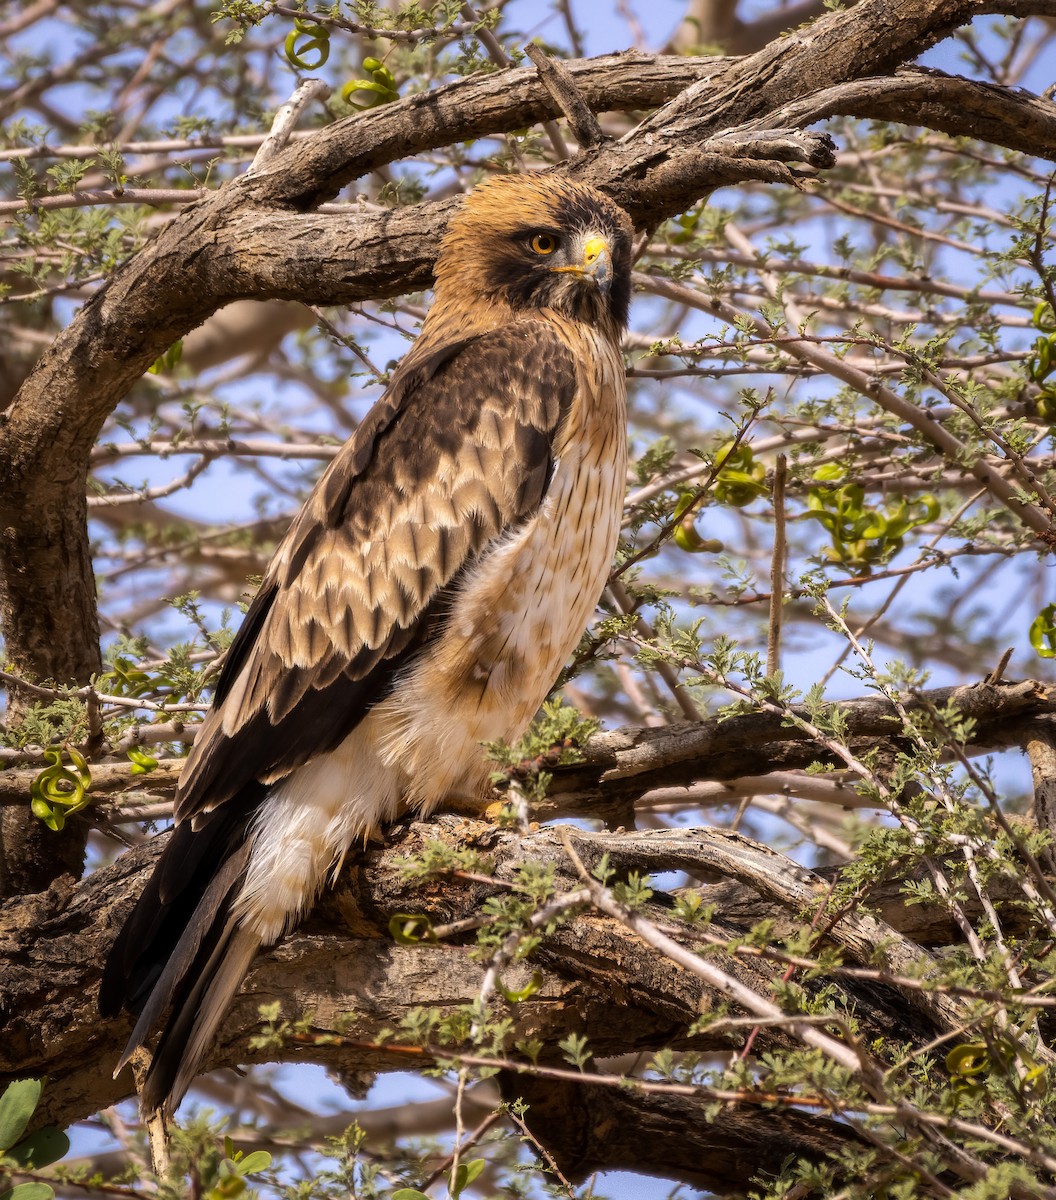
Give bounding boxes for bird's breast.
[373,328,627,809]
[233,327,626,941]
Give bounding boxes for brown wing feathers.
[176,325,577,820]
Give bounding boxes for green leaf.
[0,1079,42,1152]
[711,442,767,507]
[388,914,435,944]
[127,747,158,774]
[390,1191,430,1200]
[284,20,329,70]
[811,462,844,482]
[341,79,399,109]
[1,1184,55,1200]
[946,1042,989,1076]
[147,340,183,375]
[496,971,542,1004]
[341,58,399,109]
[1030,604,1056,659]
[207,1179,245,1199]
[5,1126,69,1169]
[558,1032,590,1068]
[451,1158,486,1197]
[29,748,92,832]
[234,1150,272,1175]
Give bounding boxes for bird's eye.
[530,233,557,255]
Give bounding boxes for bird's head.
[434,174,634,331]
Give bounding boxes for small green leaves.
[1029,603,1056,659]
[612,870,653,909]
[29,746,92,831]
[558,1032,590,1069]
[101,654,152,697]
[486,697,600,801]
[205,1139,273,1199]
[284,17,330,70]
[389,914,436,944]
[341,58,399,110]
[126,746,159,774]
[667,205,704,246]
[148,339,183,375]
[803,466,938,571]
[1029,301,1056,420]
[222,1138,271,1176]
[0,1079,69,1200]
[450,1158,485,1198]
[672,890,714,926]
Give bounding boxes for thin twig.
[767,453,786,677]
[420,1110,502,1190]
[523,43,605,149]
[459,3,569,160]
[607,579,703,721]
[249,79,331,175]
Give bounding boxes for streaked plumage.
[99,173,634,1114]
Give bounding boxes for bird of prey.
[99,172,634,1115]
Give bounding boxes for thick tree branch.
[1,679,1048,820]
[500,1072,862,1194]
[771,65,1056,157]
[5,674,1054,1125]
[542,678,1056,824]
[0,817,961,1150]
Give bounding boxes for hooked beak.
[553,235,612,293]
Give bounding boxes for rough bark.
[543,678,1056,826]
[3,2,1056,1188]
[3,677,1054,1189]
[0,814,971,1184]
[1028,717,1056,862]
[501,1072,861,1195]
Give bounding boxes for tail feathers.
[100,791,260,1021]
[114,841,251,1077]
[102,784,269,1115]
[140,922,262,1117]
[112,841,260,1117]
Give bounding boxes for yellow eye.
[530,233,557,255]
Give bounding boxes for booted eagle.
[100,173,634,1114]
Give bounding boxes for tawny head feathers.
[434,174,634,330]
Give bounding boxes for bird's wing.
[173,320,579,829]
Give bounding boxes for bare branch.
[523,43,606,149]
